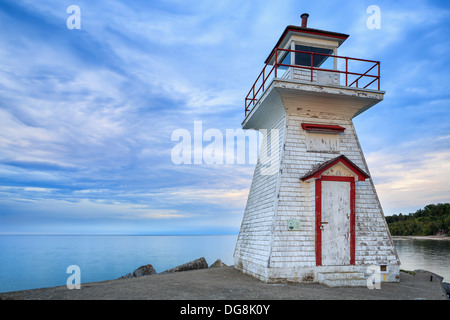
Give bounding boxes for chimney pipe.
[301,13,309,28]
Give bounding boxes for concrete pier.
[0,267,447,300]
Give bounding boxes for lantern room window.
[294,45,333,67]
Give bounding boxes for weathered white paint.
[242,80,385,129]
[233,89,286,281]
[321,180,351,266]
[235,30,400,286]
[288,35,339,50]
[278,69,340,86]
[322,163,355,178]
[306,132,339,153]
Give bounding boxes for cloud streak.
[366,135,450,214]
[0,0,449,233]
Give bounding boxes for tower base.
[234,80,400,286]
[234,258,400,286]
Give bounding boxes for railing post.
[275,48,278,78]
[378,62,380,91]
[244,49,382,117]
[345,57,348,87]
[262,67,265,91]
[252,86,255,106]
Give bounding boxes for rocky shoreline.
[115,257,449,298]
[118,257,227,279]
[1,265,448,300]
[112,256,450,299]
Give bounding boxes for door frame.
[315,175,355,266]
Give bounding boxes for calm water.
[393,239,450,282]
[0,235,238,293]
[0,235,448,293]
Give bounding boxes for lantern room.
[266,13,348,83]
[244,13,381,117]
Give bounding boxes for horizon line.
[0,232,239,236]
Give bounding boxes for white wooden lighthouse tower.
[234,14,400,286]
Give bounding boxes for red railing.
[244,47,381,116]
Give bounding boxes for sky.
[0,0,449,235]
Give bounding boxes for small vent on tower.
[301,13,309,28]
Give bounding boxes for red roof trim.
[264,26,349,64]
[301,123,346,133]
[300,155,370,182]
[285,27,349,40]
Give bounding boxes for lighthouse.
[234,14,400,286]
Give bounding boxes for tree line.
[385,203,450,236]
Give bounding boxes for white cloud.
[367,144,450,211]
[342,1,450,59]
[1,0,449,234]
[162,187,249,208]
[0,196,186,220]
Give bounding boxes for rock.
[118,258,209,279]
[162,257,208,273]
[442,282,450,298]
[133,264,157,277]
[210,259,227,268]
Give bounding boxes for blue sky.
[0,0,449,235]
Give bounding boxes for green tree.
[386,203,450,236]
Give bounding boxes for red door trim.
[350,179,356,265]
[315,175,356,266]
[315,179,322,266]
[321,176,354,182]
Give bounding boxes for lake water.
[0,235,238,293]
[0,235,448,293]
[393,239,450,282]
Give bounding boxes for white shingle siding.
[235,82,400,284]
[234,90,286,279]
